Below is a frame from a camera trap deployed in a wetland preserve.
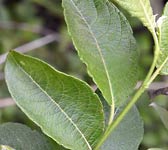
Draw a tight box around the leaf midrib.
[139,0,155,33]
[69,0,114,104]
[9,53,92,150]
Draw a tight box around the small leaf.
[63,0,139,106]
[5,51,104,150]
[113,0,155,34]
[101,106,144,150]
[150,102,168,130]
[0,123,51,150]
[156,2,168,74]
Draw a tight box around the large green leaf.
[101,106,144,150]
[150,103,168,130]
[0,123,51,150]
[62,0,138,106]
[157,2,168,75]
[5,51,104,150]
[113,0,155,34]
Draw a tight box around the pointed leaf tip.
[5,51,104,150]
[63,0,139,106]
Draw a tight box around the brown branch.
[136,81,168,90]
[0,72,4,81]
[0,98,15,108]
[0,33,60,65]
[0,21,53,35]
[0,81,168,108]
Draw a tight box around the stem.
[108,104,115,125]
[95,31,160,149]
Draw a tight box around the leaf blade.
[101,106,144,150]
[63,0,139,106]
[0,123,51,150]
[5,51,104,150]
[156,2,168,74]
[113,0,155,34]
[0,145,16,150]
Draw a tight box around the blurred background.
[0,0,167,149]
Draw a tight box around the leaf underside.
[113,0,155,34]
[101,105,144,150]
[63,0,139,106]
[0,123,51,150]
[5,51,104,150]
[157,2,168,75]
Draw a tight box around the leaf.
[62,0,139,106]
[5,51,104,150]
[96,88,143,150]
[156,2,168,75]
[0,145,15,150]
[101,106,144,150]
[47,137,69,150]
[95,89,111,127]
[148,148,165,150]
[0,123,51,150]
[150,102,168,130]
[113,0,155,34]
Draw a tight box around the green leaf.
[113,0,155,34]
[148,148,165,150]
[49,138,69,150]
[95,89,111,127]
[150,102,168,130]
[5,51,104,150]
[156,2,168,75]
[0,123,51,150]
[62,0,138,106]
[101,106,144,150]
[0,145,15,150]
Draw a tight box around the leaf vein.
[10,54,91,150]
[70,0,114,104]
[139,0,155,33]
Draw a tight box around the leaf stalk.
[94,30,161,150]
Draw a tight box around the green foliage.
[96,89,144,150]
[62,0,138,106]
[157,2,168,75]
[101,106,143,150]
[113,0,155,34]
[5,51,104,150]
[0,122,51,150]
[0,145,15,150]
[1,0,168,149]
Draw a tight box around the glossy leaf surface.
[113,0,155,34]
[63,0,138,106]
[157,2,168,74]
[101,106,144,150]
[0,123,51,150]
[5,51,104,150]
[150,103,168,130]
